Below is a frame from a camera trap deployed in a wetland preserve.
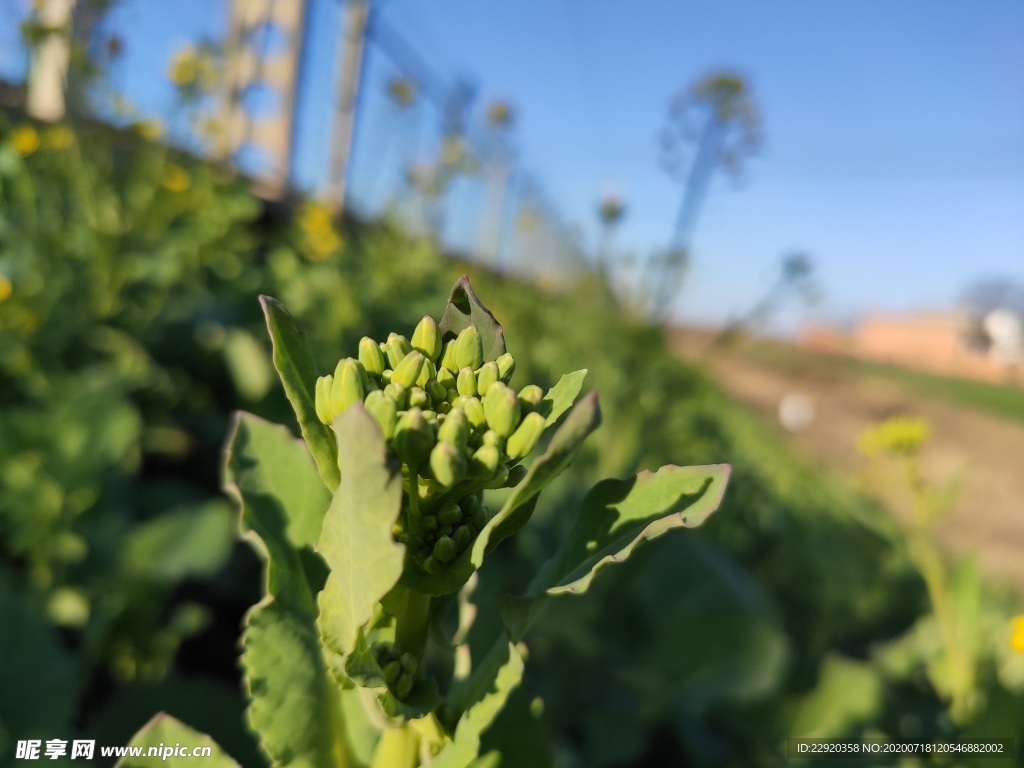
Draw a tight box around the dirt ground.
[672,332,1024,590]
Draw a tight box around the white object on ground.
[779,392,814,432]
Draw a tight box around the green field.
[734,338,1024,423]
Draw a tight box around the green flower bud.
[381,369,393,385]
[437,366,456,390]
[386,333,413,369]
[395,673,414,698]
[383,660,402,685]
[454,325,483,371]
[506,412,545,459]
[445,388,459,406]
[484,385,521,437]
[365,378,380,394]
[315,374,334,424]
[436,401,451,415]
[412,316,443,362]
[437,501,462,526]
[393,408,434,467]
[392,350,425,389]
[423,556,440,574]
[476,361,499,395]
[359,337,387,378]
[471,506,490,530]
[483,462,510,489]
[459,493,481,515]
[439,340,458,373]
[496,352,516,382]
[425,379,447,404]
[517,384,544,413]
[453,525,473,552]
[409,386,430,409]
[331,358,366,414]
[457,366,478,397]
[439,524,453,537]
[482,429,504,450]
[416,359,436,389]
[421,515,438,531]
[434,535,457,563]
[430,442,466,488]
[422,410,438,425]
[437,407,469,450]
[399,652,419,674]
[384,382,407,409]
[506,464,528,487]
[470,445,501,479]
[364,390,398,440]
[463,397,486,429]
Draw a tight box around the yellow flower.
[857,416,930,458]
[298,202,342,261]
[42,124,75,151]
[1010,615,1024,654]
[11,125,39,156]
[136,120,164,141]
[168,47,198,86]
[0,276,12,302]
[162,164,191,192]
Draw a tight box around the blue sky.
[2,0,1022,329]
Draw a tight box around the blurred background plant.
[1,0,1023,766]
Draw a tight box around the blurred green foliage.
[1,115,1023,768]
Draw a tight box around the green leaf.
[438,276,506,362]
[241,602,352,768]
[538,369,587,428]
[224,412,332,612]
[479,392,602,553]
[260,295,340,490]
[503,463,730,640]
[114,713,239,767]
[122,501,235,583]
[431,640,525,768]
[0,585,80,752]
[400,393,600,597]
[317,404,405,657]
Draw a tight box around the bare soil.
[673,331,1024,590]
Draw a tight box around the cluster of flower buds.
[314,317,548,575]
[372,641,419,699]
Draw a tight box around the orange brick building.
[800,310,1022,386]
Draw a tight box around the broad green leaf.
[479,392,602,553]
[242,601,352,768]
[400,393,600,597]
[538,369,587,428]
[0,585,80,750]
[114,713,238,767]
[438,275,506,362]
[260,295,340,490]
[503,463,730,640]
[224,412,332,612]
[122,501,234,583]
[431,641,525,768]
[317,404,405,656]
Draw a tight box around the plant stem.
[371,725,420,768]
[395,589,431,660]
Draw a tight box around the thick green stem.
[395,589,431,660]
[371,725,420,768]
[405,466,422,534]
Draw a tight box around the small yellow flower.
[857,416,930,458]
[1010,615,1024,654]
[42,124,75,151]
[0,276,12,302]
[136,120,164,141]
[162,164,191,192]
[168,47,198,86]
[11,125,39,156]
[298,202,342,261]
